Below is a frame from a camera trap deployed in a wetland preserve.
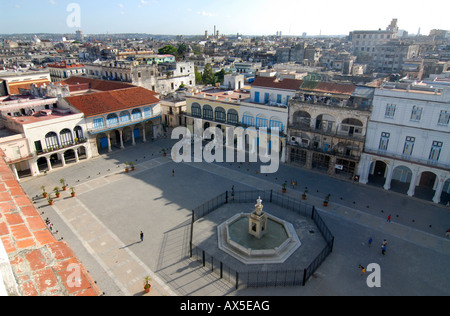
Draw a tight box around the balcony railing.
[88,113,161,134]
[287,141,361,161]
[288,123,365,142]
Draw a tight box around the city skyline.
[1,0,449,37]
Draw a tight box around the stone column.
[358,156,369,184]
[407,169,419,197]
[383,163,394,190]
[119,129,125,149]
[432,176,445,204]
[131,128,136,146]
[29,160,40,177]
[107,132,112,153]
[74,148,79,163]
[142,125,147,143]
[46,156,53,171]
[10,164,19,181]
[60,153,66,167]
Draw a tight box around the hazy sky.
[1,0,449,36]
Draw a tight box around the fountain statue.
[249,197,268,239]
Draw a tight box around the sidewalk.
[31,157,177,297]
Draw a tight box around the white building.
[250,76,302,107]
[0,95,91,179]
[47,61,86,81]
[358,83,450,204]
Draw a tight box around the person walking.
[172,169,175,177]
[368,236,373,248]
[387,214,391,223]
[140,231,144,242]
[381,239,387,255]
[358,265,366,276]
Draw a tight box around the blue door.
[254,91,260,103]
[100,137,108,149]
[134,128,140,140]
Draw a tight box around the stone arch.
[368,160,388,187]
[191,102,201,118]
[292,110,311,128]
[37,157,49,172]
[341,118,364,136]
[45,132,59,150]
[74,126,84,141]
[269,116,283,132]
[131,108,142,120]
[315,114,336,132]
[64,149,76,163]
[214,107,226,122]
[96,132,109,153]
[120,111,131,123]
[77,146,87,160]
[59,128,74,147]
[391,165,413,194]
[227,109,239,124]
[107,113,119,127]
[256,113,268,128]
[414,170,438,201]
[203,104,213,120]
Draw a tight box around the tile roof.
[7,79,51,95]
[252,76,303,91]
[62,76,134,92]
[65,87,160,117]
[0,150,101,296]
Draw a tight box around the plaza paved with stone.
[20,138,450,296]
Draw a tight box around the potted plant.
[323,194,330,207]
[41,186,47,198]
[124,162,130,173]
[129,161,135,171]
[47,194,54,205]
[60,178,67,191]
[161,149,167,157]
[302,187,309,200]
[144,276,151,293]
[70,187,76,197]
[54,187,60,198]
[282,182,287,193]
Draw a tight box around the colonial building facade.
[287,81,374,179]
[357,83,450,204]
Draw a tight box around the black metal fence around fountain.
[189,190,335,289]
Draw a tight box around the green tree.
[158,45,177,55]
[177,43,187,60]
[194,66,203,84]
[214,69,226,84]
[202,64,215,85]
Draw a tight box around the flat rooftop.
[4,110,79,126]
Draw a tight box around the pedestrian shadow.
[119,240,142,249]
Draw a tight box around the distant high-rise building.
[75,30,84,41]
[349,18,399,58]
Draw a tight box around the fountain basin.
[217,213,301,265]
